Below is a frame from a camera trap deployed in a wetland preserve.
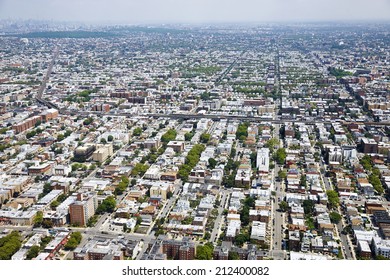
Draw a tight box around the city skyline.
[1,0,390,24]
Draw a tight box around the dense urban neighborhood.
[0,21,390,261]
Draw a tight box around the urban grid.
[0,20,389,261]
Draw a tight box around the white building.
[256,148,270,173]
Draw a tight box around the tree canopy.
[178,144,205,182]
[26,245,40,260]
[96,196,116,214]
[64,232,82,251]
[329,211,342,224]
[133,127,142,137]
[274,148,287,165]
[161,129,177,143]
[200,133,211,143]
[195,242,214,260]
[0,231,22,260]
[326,190,339,209]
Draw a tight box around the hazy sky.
[0,0,390,24]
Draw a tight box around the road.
[36,46,59,105]
[318,159,356,259]
[209,189,229,243]
[269,120,287,260]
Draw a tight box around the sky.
[0,0,389,24]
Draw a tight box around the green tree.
[96,196,117,214]
[234,233,249,247]
[274,148,287,165]
[0,231,22,260]
[200,133,211,143]
[360,155,372,172]
[228,251,240,260]
[329,212,342,224]
[208,158,217,169]
[236,122,249,141]
[278,170,287,180]
[195,243,214,260]
[161,129,177,143]
[184,132,194,141]
[64,130,72,137]
[178,144,205,182]
[33,211,43,227]
[326,190,340,209]
[64,239,78,250]
[279,201,289,212]
[42,219,53,229]
[50,200,60,209]
[369,169,384,194]
[375,255,389,260]
[107,135,114,142]
[133,127,142,136]
[64,232,82,250]
[302,200,315,215]
[26,245,40,260]
[265,138,279,151]
[131,163,149,177]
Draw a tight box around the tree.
[34,120,42,127]
[265,138,279,151]
[26,245,40,260]
[279,201,289,212]
[228,251,240,260]
[375,255,389,260]
[236,122,249,141]
[96,196,116,214]
[64,232,82,250]
[234,233,249,247]
[278,170,287,180]
[131,179,137,186]
[178,144,205,182]
[64,239,78,250]
[50,200,60,209]
[64,130,72,137]
[230,147,236,158]
[161,129,177,143]
[330,212,342,224]
[131,163,149,177]
[326,190,340,209]
[250,151,257,168]
[0,231,22,260]
[208,158,217,169]
[360,155,372,172]
[100,138,107,144]
[184,132,194,141]
[83,117,93,126]
[274,148,287,165]
[107,135,114,142]
[369,169,384,194]
[42,219,53,228]
[195,243,214,260]
[136,216,143,225]
[33,211,43,227]
[57,134,65,141]
[133,127,142,137]
[302,200,315,215]
[200,133,211,143]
